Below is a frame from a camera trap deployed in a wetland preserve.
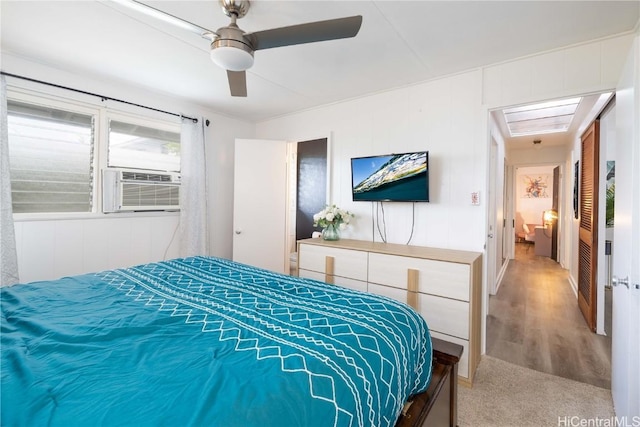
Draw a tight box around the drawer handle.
[407,269,419,310]
[325,256,335,284]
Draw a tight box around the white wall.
[13,215,181,283]
[257,71,486,252]
[507,145,570,165]
[482,34,633,110]
[3,54,255,283]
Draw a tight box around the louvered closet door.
[578,121,599,332]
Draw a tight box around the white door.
[611,36,639,419]
[233,139,288,273]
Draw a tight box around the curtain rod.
[1,71,200,123]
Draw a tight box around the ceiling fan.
[112,0,363,97]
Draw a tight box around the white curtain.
[0,76,20,286]
[179,117,208,257]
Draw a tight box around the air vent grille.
[122,182,180,207]
[121,171,172,182]
[102,168,181,212]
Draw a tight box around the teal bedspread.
[1,256,432,427]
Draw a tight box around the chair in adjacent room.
[516,223,537,244]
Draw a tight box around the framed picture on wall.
[573,160,579,219]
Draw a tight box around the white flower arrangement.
[313,204,354,231]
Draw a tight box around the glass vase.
[322,223,340,241]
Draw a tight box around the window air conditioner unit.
[102,169,181,213]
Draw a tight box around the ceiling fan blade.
[110,0,216,38]
[247,15,362,51]
[227,70,248,97]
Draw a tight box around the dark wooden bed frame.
[396,337,464,427]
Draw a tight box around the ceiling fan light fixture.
[210,44,254,72]
[113,0,363,96]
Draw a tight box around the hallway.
[486,242,612,389]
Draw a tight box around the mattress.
[1,256,432,426]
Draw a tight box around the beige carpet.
[458,356,615,427]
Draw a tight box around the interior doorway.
[232,136,329,275]
[513,164,560,261]
[294,138,328,242]
[490,91,615,334]
[287,137,329,275]
[486,91,615,387]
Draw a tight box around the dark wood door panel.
[578,120,599,332]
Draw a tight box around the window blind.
[7,100,95,213]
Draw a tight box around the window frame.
[104,110,181,174]
[7,87,181,221]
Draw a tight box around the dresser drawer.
[368,282,470,340]
[332,276,368,293]
[430,332,470,379]
[299,243,368,281]
[417,294,469,340]
[367,283,407,304]
[368,253,470,301]
[299,269,368,292]
[298,268,326,282]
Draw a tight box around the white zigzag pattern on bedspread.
[96,256,430,427]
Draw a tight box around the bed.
[1,256,461,426]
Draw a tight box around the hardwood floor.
[486,242,612,389]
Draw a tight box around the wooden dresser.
[297,238,482,386]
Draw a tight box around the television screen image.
[351,151,429,202]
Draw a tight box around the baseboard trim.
[568,274,578,297]
[494,258,510,294]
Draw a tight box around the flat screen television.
[351,151,429,202]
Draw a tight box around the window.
[7,100,95,213]
[502,97,582,137]
[7,91,182,215]
[108,120,180,172]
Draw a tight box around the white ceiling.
[1,1,638,124]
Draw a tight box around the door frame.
[484,92,612,354]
